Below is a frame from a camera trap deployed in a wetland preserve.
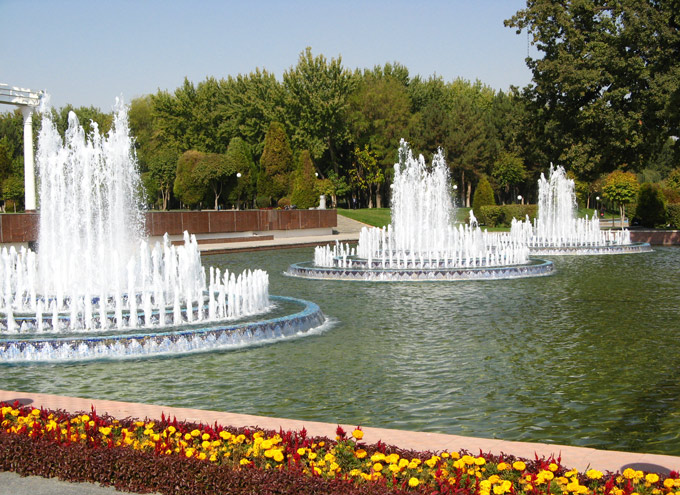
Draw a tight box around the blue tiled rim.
[285,259,555,282]
[527,242,652,255]
[0,296,325,363]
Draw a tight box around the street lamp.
[517,195,523,204]
[596,196,600,217]
[236,173,242,210]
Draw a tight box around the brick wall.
[0,209,337,243]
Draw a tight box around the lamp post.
[236,172,242,210]
[596,196,600,218]
[517,194,523,205]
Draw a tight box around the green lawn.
[338,207,473,228]
[338,206,618,230]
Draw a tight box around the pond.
[3,246,679,455]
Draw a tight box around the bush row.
[477,204,538,227]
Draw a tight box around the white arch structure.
[0,84,45,212]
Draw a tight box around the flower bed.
[1,402,678,495]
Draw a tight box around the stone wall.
[0,209,337,244]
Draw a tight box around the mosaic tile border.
[285,259,554,282]
[0,296,324,363]
[527,242,652,256]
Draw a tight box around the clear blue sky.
[1,0,534,112]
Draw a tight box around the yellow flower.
[549,463,559,472]
[587,469,604,480]
[190,429,201,437]
[355,449,367,459]
[273,450,284,462]
[513,461,526,471]
[239,458,251,465]
[98,427,112,436]
[475,457,487,466]
[297,447,306,456]
[352,428,364,440]
[373,462,383,472]
[201,433,210,441]
[645,474,660,484]
[201,440,211,449]
[371,452,386,462]
[408,477,420,487]
[219,431,231,440]
[497,462,509,471]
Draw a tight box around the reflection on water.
[3,247,680,455]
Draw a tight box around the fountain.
[0,99,325,362]
[287,140,553,281]
[509,165,651,255]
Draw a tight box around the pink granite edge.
[1,389,678,475]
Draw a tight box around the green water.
[2,247,679,455]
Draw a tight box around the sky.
[1,0,535,112]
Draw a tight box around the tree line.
[1,1,678,216]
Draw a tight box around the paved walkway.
[196,213,366,253]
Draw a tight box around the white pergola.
[0,84,45,212]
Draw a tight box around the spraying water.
[314,140,529,271]
[0,99,269,334]
[510,165,630,248]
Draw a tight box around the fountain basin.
[285,259,554,282]
[527,242,652,256]
[0,296,325,363]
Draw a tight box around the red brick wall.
[630,230,680,246]
[0,210,337,243]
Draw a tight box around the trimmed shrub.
[478,204,538,227]
[472,176,495,214]
[256,196,271,208]
[635,183,666,227]
[277,197,292,208]
[668,204,680,228]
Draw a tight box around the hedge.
[477,204,538,227]
[668,204,680,228]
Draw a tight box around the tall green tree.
[349,145,384,208]
[258,122,294,205]
[291,150,318,209]
[492,151,526,204]
[225,137,256,209]
[506,0,680,174]
[283,47,356,176]
[148,147,178,210]
[174,150,207,208]
[218,69,286,160]
[193,152,234,210]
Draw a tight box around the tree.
[225,137,256,209]
[667,167,680,193]
[2,174,24,212]
[315,170,350,208]
[148,147,178,210]
[492,151,526,204]
[602,170,640,227]
[506,1,680,175]
[349,146,384,208]
[174,151,207,208]
[291,150,318,209]
[636,183,667,227]
[258,122,293,205]
[283,47,356,176]
[193,152,234,210]
[472,175,495,215]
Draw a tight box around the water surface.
[3,247,679,455]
